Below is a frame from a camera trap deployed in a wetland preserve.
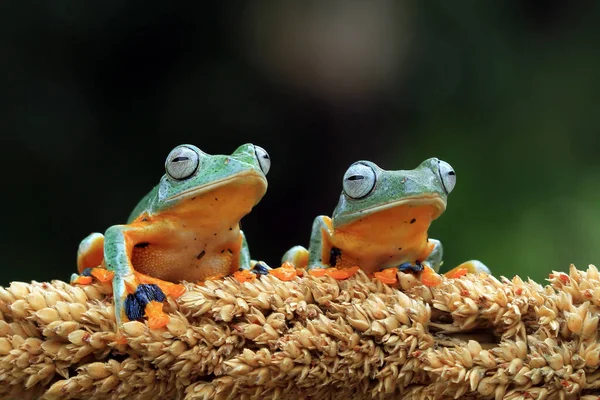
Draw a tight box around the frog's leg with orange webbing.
[73,225,185,332]
[282,215,332,270]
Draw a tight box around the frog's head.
[152,143,270,215]
[332,158,456,228]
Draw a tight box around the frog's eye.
[165,145,200,180]
[343,162,376,199]
[438,160,456,193]
[254,145,271,175]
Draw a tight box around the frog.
[72,143,271,331]
[282,157,489,283]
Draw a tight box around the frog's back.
[127,186,158,223]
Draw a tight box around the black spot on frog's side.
[197,250,205,260]
[410,218,416,224]
[329,247,342,267]
[135,242,150,249]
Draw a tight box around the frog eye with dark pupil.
[165,145,200,180]
[254,145,271,175]
[343,162,376,199]
[438,160,456,194]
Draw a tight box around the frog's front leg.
[104,224,173,331]
[280,216,333,270]
[306,216,335,270]
[239,230,271,275]
[395,238,443,274]
[424,238,443,272]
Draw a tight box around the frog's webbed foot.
[230,261,272,283]
[444,260,491,279]
[124,283,170,329]
[116,272,186,330]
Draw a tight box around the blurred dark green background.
[1,1,599,285]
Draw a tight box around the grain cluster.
[0,265,599,399]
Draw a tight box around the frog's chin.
[166,171,267,202]
[345,195,446,221]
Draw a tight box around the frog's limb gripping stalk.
[238,231,252,270]
[104,224,141,330]
[424,238,443,273]
[306,215,334,270]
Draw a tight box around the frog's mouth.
[166,171,268,202]
[347,194,446,220]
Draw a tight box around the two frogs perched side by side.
[72,143,489,332]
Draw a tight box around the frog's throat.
[343,195,446,221]
[166,171,267,201]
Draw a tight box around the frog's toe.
[71,267,95,285]
[309,266,360,280]
[270,262,299,281]
[145,301,170,329]
[373,268,399,285]
[420,265,443,287]
[445,260,491,279]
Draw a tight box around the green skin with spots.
[284,158,450,273]
[76,143,268,330]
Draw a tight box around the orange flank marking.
[421,265,443,287]
[145,301,169,329]
[444,266,468,279]
[73,275,93,285]
[309,266,360,280]
[91,268,114,283]
[270,262,298,281]
[233,269,256,283]
[373,268,398,285]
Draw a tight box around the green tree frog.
[283,158,489,284]
[73,143,271,331]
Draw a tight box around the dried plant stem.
[0,265,599,399]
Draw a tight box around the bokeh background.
[1,1,599,285]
